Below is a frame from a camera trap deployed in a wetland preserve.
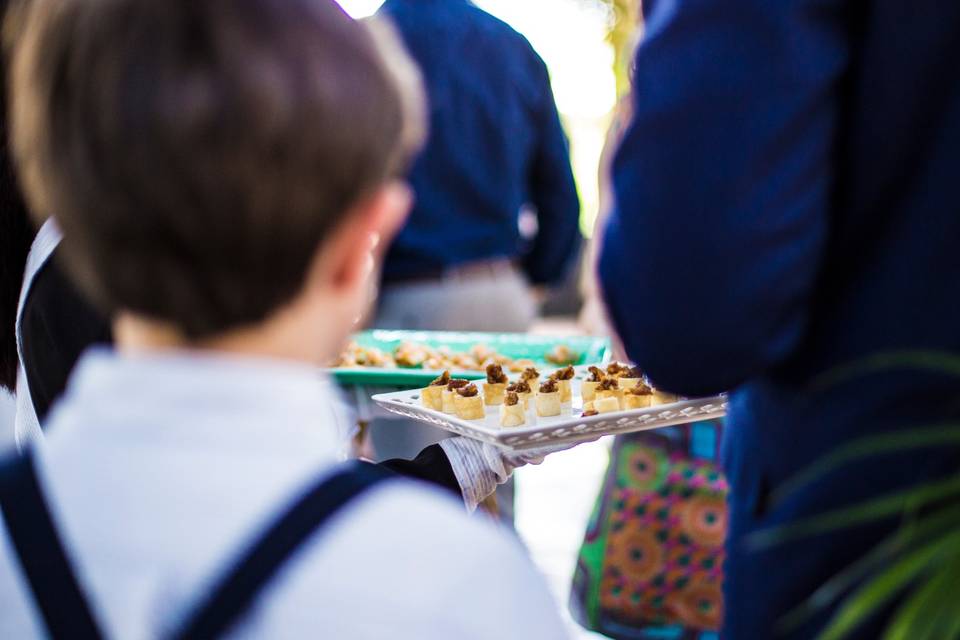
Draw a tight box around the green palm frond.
[817,531,958,640]
[755,349,960,640]
[815,530,960,640]
[770,424,960,506]
[776,503,960,634]
[812,350,960,390]
[883,553,960,640]
[749,473,960,549]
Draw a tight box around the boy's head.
[10,0,425,358]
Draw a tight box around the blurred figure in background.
[0,1,567,637]
[600,0,960,637]
[375,0,581,333]
[368,1,582,505]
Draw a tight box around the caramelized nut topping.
[430,370,451,386]
[457,383,479,398]
[627,382,653,395]
[540,379,559,394]
[486,363,508,384]
[521,367,540,381]
[587,366,605,382]
[507,380,532,394]
[606,362,628,376]
[624,366,643,379]
[598,377,620,391]
[446,378,470,391]
[552,365,575,381]
[504,391,520,406]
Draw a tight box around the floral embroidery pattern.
[572,422,728,635]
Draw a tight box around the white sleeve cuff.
[439,437,511,513]
[438,437,578,512]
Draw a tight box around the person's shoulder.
[462,5,539,57]
[393,1,538,59]
[383,1,545,77]
[280,476,513,575]
[332,477,560,605]
[342,478,515,560]
[460,7,550,96]
[242,478,567,638]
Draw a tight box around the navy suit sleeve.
[522,55,581,286]
[599,0,849,396]
[379,444,461,498]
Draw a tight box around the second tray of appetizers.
[330,330,611,386]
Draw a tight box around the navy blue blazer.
[379,0,581,285]
[600,1,960,636]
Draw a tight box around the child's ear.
[364,181,413,264]
[327,181,413,292]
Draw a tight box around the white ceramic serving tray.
[372,368,727,452]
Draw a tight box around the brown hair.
[9,0,425,338]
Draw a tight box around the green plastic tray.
[330,330,611,387]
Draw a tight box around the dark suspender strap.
[173,461,395,640]
[0,450,103,639]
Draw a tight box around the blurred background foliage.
[590,0,641,98]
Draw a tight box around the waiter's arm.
[379,444,461,497]
[600,0,849,396]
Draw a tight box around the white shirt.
[0,350,567,639]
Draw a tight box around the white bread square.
[454,393,484,420]
[536,391,561,417]
[499,403,526,427]
[595,396,621,414]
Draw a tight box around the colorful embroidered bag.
[570,420,728,639]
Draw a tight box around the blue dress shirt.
[379,0,580,285]
[600,1,960,637]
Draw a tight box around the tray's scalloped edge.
[372,392,728,452]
